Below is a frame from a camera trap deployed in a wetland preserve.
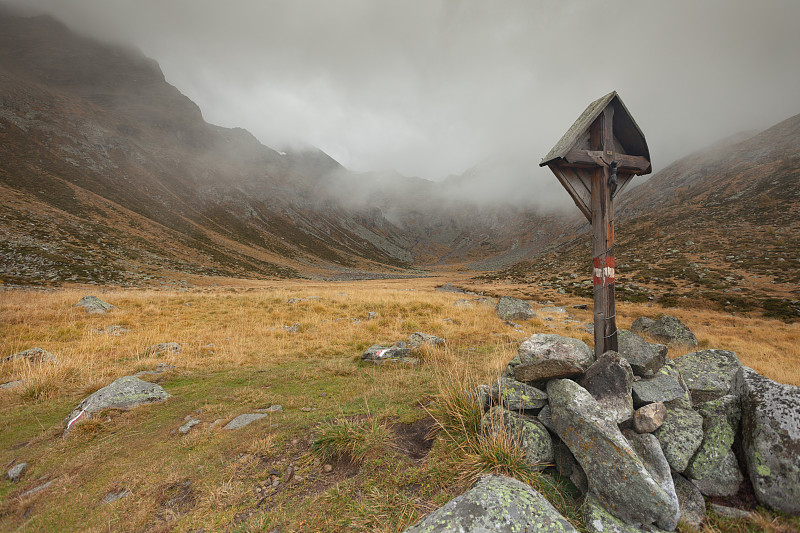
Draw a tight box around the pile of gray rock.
[405,319,799,532]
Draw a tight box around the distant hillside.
[483,114,800,320]
[0,11,434,285]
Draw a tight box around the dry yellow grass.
[1,278,798,404]
[1,277,799,532]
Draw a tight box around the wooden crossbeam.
[563,150,651,173]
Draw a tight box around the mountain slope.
[0,11,433,285]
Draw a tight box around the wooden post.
[591,107,618,357]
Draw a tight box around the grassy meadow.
[1,277,799,532]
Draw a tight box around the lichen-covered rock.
[634,402,667,434]
[689,450,743,497]
[579,351,634,424]
[622,430,679,530]
[2,347,58,364]
[653,402,704,473]
[685,397,739,480]
[632,361,689,408]
[75,295,115,314]
[481,406,553,469]
[583,492,671,533]
[408,332,445,349]
[63,376,170,434]
[489,378,548,411]
[672,474,705,529]
[734,366,800,515]
[617,329,667,378]
[495,296,536,321]
[674,350,742,403]
[403,474,578,533]
[547,379,679,530]
[512,334,594,383]
[630,317,656,336]
[646,316,698,347]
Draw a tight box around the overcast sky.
[6,0,800,182]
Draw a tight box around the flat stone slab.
[64,376,170,434]
[403,475,578,532]
[653,402,704,474]
[75,295,115,314]
[224,413,268,430]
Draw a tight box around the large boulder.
[481,406,553,469]
[489,378,548,411]
[630,317,656,336]
[734,367,800,515]
[684,396,740,480]
[495,296,535,321]
[646,316,698,347]
[623,430,680,531]
[402,475,578,533]
[673,350,742,403]
[631,361,690,408]
[75,295,115,314]
[616,329,667,378]
[547,379,679,530]
[2,347,57,364]
[63,376,170,434]
[511,334,594,383]
[579,351,634,424]
[689,450,743,497]
[652,402,704,473]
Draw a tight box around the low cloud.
[5,0,800,195]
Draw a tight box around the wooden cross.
[541,92,651,357]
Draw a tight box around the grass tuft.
[311,416,395,465]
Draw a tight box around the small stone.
[323,464,333,473]
[224,413,268,430]
[102,488,131,504]
[1,380,24,390]
[294,475,304,482]
[144,342,182,357]
[75,295,115,314]
[21,480,53,499]
[179,419,201,434]
[634,402,667,433]
[7,462,26,482]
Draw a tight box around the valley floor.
[1,276,799,532]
